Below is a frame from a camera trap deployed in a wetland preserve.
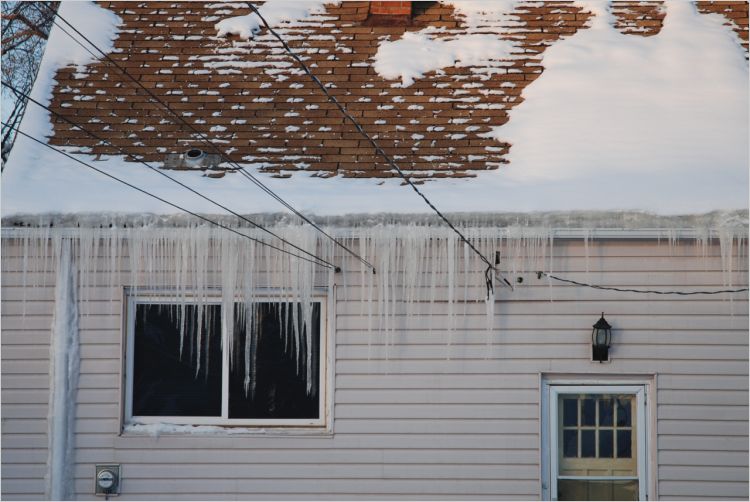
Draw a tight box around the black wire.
[1,79,339,272]
[3,121,337,270]
[537,271,749,295]
[246,2,497,273]
[44,6,375,272]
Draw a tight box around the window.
[543,383,648,501]
[124,295,327,427]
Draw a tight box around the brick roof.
[47,1,748,180]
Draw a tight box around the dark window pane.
[617,430,632,458]
[563,399,578,426]
[581,429,596,457]
[599,399,614,426]
[229,302,321,419]
[558,480,638,501]
[599,429,614,458]
[563,429,578,458]
[582,398,596,426]
[133,304,222,417]
[617,398,632,426]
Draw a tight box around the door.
[545,385,647,501]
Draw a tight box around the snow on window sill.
[121,422,333,437]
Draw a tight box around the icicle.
[221,237,238,364]
[446,233,456,358]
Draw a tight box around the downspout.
[46,238,80,500]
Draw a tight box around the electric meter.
[94,465,120,496]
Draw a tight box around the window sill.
[120,422,333,438]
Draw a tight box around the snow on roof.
[1,1,748,219]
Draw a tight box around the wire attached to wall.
[537,271,749,295]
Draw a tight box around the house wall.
[1,234,748,500]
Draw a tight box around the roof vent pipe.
[183,148,206,169]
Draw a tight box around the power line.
[1,79,339,271]
[43,6,375,272]
[537,271,749,295]
[246,2,502,279]
[3,121,339,271]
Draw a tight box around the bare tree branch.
[1,1,59,166]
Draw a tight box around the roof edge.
[2,210,747,235]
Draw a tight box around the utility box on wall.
[95,465,121,497]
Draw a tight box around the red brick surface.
[696,0,749,52]
[369,1,412,16]
[46,1,748,179]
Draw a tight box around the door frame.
[541,378,652,501]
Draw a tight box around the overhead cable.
[3,121,339,271]
[1,79,339,271]
[537,271,749,295]
[246,2,504,282]
[43,6,375,272]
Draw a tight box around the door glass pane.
[581,398,596,426]
[581,430,596,457]
[617,398,632,426]
[599,399,614,426]
[558,479,638,501]
[599,429,614,458]
[563,429,578,458]
[617,430,632,458]
[563,399,578,426]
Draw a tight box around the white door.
[544,385,648,501]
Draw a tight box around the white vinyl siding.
[1,236,747,500]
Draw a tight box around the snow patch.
[489,1,748,188]
[215,1,330,39]
[374,30,515,86]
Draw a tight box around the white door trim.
[542,381,649,501]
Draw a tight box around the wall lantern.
[592,313,612,362]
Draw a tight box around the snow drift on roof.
[0,1,747,218]
[492,1,749,186]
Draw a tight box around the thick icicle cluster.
[2,220,747,391]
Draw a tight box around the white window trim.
[541,380,650,501]
[123,290,330,430]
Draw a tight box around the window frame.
[123,291,330,429]
[541,381,649,501]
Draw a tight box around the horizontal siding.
[1,236,747,500]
